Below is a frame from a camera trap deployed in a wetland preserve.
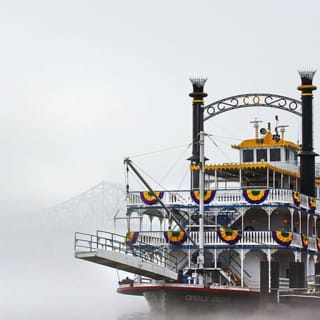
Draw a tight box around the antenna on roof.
[273,115,289,141]
[250,118,262,139]
[277,125,289,140]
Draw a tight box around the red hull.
[118,284,262,313]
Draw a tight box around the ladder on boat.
[74,231,178,281]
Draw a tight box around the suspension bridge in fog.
[18,181,126,230]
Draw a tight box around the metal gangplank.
[74,231,178,281]
[277,275,320,304]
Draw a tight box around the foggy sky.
[1,0,320,215]
[1,0,320,319]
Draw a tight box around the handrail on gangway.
[74,230,178,272]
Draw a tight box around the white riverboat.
[75,72,320,315]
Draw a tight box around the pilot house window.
[243,149,254,162]
[256,149,267,162]
[285,149,290,161]
[270,148,281,161]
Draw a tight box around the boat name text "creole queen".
[184,295,231,303]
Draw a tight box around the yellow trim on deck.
[191,162,300,179]
[232,132,301,150]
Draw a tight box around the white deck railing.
[127,188,320,214]
[137,230,319,252]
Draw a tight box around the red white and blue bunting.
[292,191,301,207]
[190,190,216,205]
[140,191,164,205]
[301,234,309,249]
[218,229,242,245]
[242,189,269,204]
[125,231,139,244]
[308,197,316,213]
[272,231,292,246]
[164,231,187,245]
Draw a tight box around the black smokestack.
[188,78,207,189]
[297,70,317,197]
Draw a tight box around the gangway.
[74,231,178,281]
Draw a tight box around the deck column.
[267,208,271,231]
[215,169,218,189]
[299,211,302,234]
[240,250,244,287]
[214,248,217,269]
[241,208,244,231]
[149,216,153,232]
[235,249,249,288]
[294,251,302,262]
[273,170,275,188]
[268,249,271,293]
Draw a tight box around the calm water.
[118,313,150,320]
[117,308,319,320]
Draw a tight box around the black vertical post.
[260,261,279,293]
[289,262,305,288]
[297,71,317,197]
[188,78,207,189]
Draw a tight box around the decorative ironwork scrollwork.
[204,93,301,121]
[264,95,286,107]
[289,100,299,111]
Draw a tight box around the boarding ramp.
[277,275,320,304]
[74,231,178,281]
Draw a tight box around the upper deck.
[127,188,320,214]
[189,124,320,195]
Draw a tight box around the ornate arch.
[204,93,302,121]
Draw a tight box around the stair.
[170,208,190,231]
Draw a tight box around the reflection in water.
[117,312,149,320]
[117,307,320,320]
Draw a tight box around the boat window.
[243,149,254,162]
[256,149,267,162]
[285,149,290,161]
[270,148,281,161]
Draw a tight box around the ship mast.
[188,78,208,285]
[198,130,205,285]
